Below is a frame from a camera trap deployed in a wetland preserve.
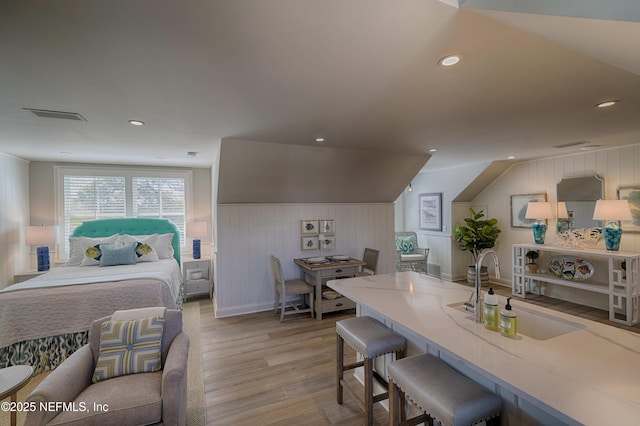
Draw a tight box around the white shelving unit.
[513,243,640,326]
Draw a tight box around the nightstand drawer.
[185,279,210,296]
[321,296,356,313]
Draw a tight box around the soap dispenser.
[483,287,498,331]
[499,297,517,338]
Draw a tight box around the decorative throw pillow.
[396,236,415,254]
[121,233,173,261]
[69,234,120,266]
[82,244,104,266]
[134,242,159,262]
[100,243,138,267]
[92,315,165,383]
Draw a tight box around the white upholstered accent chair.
[394,232,429,273]
[356,248,379,277]
[270,255,315,322]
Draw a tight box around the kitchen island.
[328,271,640,426]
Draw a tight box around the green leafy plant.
[453,208,501,264]
[525,250,539,264]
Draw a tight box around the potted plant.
[453,208,501,285]
[525,250,539,274]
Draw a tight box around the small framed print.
[319,235,336,250]
[301,236,319,250]
[300,220,319,235]
[511,193,547,228]
[320,219,335,235]
[618,186,640,233]
[419,193,443,231]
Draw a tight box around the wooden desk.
[295,256,365,320]
[0,365,33,426]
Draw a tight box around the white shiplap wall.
[215,203,395,317]
[0,154,30,288]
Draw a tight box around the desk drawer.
[321,296,356,313]
[318,266,358,278]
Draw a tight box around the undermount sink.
[446,301,585,341]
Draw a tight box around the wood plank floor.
[195,284,640,425]
[197,301,391,425]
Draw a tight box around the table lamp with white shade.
[26,225,59,271]
[525,202,554,244]
[186,222,207,259]
[592,199,633,251]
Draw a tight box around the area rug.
[1,302,205,426]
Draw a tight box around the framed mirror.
[556,175,604,232]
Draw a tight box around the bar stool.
[388,353,502,426]
[336,316,407,425]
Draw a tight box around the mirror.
[556,175,604,232]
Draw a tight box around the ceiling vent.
[552,141,588,149]
[23,108,87,121]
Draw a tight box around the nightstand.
[14,270,47,284]
[182,257,211,299]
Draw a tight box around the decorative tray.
[548,255,595,281]
[331,255,350,260]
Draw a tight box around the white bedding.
[2,258,182,301]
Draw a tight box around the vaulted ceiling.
[1,0,639,173]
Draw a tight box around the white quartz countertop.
[328,272,640,426]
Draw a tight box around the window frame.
[55,165,193,256]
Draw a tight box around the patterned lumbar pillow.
[100,243,138,267]
[92,315,165,383]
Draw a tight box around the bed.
[0,218,184,374]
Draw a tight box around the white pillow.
[68,234,121,266]
[121,233,174,261]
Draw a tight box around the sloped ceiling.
[218,140,429,203]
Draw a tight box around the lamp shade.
[592,200,633,221]
[556,202,569,219]
[26,225,58,245]
[525,202,554,220]
[186,222,207,239]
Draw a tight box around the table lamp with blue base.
[525,202,554,245]
[26,225,58,271]
[593,199,633,251]
[187,221,207,260]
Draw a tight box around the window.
[57,166,191,255]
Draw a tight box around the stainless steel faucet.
[464,249,501,323]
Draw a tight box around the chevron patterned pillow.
[92,315,165,383]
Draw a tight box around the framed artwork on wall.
[419,193,443,231]
[300,220,319,236]
[319,235,336,250]
[511,193,547,228]
[618,186,640,233]
[320,220,335,235]
[301,236,319,250]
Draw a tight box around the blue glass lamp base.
[192,239,201,259]
[603,222,622,251]
[532,221,547,244]
[36,246,50,271]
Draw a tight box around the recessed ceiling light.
[438,55,461,67]
[187,151,198,157]
[314,137,325,143]
[128,119,145,126]
[428,148,438,153]
[507,156,517,160]
[595,100,618,108]
[60,151,72,155]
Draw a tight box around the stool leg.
[389,379,400,426]
[364,357,374,426]
[337,334,344,404]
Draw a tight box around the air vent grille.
[552,141,587,149]
[23,108,86,121]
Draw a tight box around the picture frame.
[618,186,640,233]
[301,236,319,250]
[419,193,443,231]
[318,235,336,250]
[511,193,547,228]
[319,219,335,235]
[300,220,319,236]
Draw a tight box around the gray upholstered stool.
[388,353,502,426]
[336,316,407,425]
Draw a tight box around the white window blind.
[60,168,190,255]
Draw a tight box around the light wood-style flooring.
[195,284,640,425]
